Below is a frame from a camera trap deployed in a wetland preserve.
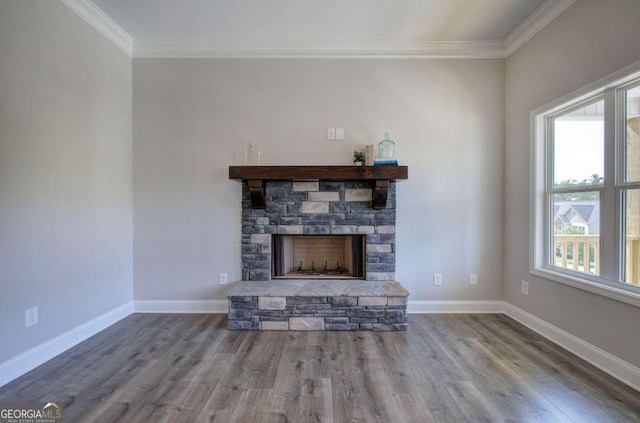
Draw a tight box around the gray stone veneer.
[241,181,396,281]
[227,280,409,331]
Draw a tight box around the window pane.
[626,86,640,183]
[623,189,640,285]
[552,193,600,275]
[553,100,604,188]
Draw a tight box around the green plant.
[353,150,364,163]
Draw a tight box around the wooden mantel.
[228,165,408,209]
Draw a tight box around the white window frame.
[531,60,640,308]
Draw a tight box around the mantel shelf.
[228,165,408,209]
[228,165,408,181]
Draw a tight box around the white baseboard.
[407,300,506,314]
[0,301,133,388]
[133,300,510,315]
[133,300,506,315]
[504,303,640,392]
[134,300,228,313]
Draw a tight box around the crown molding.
[60,0,574,59]
[133,40,506,59]
[60,0,133,56]
[505,0,576,57]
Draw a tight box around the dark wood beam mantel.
[229,165,408,209]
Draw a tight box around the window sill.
[531,267,640,308]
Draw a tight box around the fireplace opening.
[272,235,365,279]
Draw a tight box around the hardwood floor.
[1,314,639,422]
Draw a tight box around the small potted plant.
[353,150,364,166]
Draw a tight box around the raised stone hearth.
[227,280,409,331]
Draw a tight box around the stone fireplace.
[241,180,397,281]
[227,166,409,331]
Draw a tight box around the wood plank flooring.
[1,314,639,422]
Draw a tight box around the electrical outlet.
[26,307,38,328]
[327,128,336,140]
[470,273,478,286]
[433,273,442,286]
[522,280,529,295]
[219,273,228,285]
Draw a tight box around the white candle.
[250,142,256,164]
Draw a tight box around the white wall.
[133,59,505,302]
[505,0,640,367]
[0,1,133,363]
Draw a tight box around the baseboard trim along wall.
[2,299,639,393]
[503,303,640,393]
[132,300,505,314]
[134,300,228,313]
[0,301,133,388]
[407,300,505,314]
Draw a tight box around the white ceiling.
[92,0,544,42]
[64,0,576,57]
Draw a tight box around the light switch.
[327,128,336,140]
[336,128,344,140]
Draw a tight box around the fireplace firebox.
[272,235,365,279]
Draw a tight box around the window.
[622,85,640,285]
[532,64,640,304]
[550,100,604,276]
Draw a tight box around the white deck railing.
[554,235,640,284]
[554,235,599,274]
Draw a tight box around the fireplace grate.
[296,261,349,276]
[273,234,365,279]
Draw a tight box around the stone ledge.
[227,281,409,331]
[226,280,409,298]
